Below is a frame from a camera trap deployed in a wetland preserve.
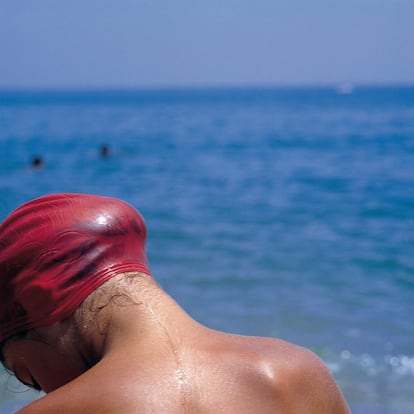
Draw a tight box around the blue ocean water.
[0,86,413,413]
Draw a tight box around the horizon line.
[0,81,414,94]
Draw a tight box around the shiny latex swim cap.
[0,193,151,343]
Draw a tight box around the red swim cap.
[0,193,151,343]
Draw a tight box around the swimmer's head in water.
[0,193,151,343]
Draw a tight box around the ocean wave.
[326,350,414,410]
[328,350,414,378]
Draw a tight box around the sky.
[0,0,413,89]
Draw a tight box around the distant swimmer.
[100,144,110,158]
[31,156,44,169]
[0,193,350,414]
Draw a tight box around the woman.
[0,193,350,413]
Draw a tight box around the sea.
[0,86,413,414]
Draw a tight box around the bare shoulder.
[14,392,88,414]
[14,334,350,414]
[15,395,63,414]
[14,387,119,414]
[13,375,118,414]
[244,336,351,414]
[202,332,350,413]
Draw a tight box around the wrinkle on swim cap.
[0,193,151,343]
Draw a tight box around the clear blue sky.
[1,0,413,89]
